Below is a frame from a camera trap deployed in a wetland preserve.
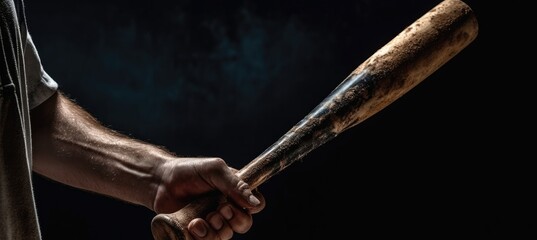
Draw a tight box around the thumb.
[203,160,261,209]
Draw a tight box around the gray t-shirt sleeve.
[25,33,58,109]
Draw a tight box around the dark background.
[26,0,534,239]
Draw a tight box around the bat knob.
[151,215,189,240]
[151,192,224,240]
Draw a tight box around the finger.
[248,189,266,214]
[188,218,219,240]
[218,203,253,234]
[232,179,262,208]
[203,158,261,209]
[207,212,233,240]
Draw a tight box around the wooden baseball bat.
[151,0,478,239]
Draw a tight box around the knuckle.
[209,157,227,168]
[204,158,227,174]
[237,180,250,191]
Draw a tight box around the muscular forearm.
[30,92,266,239]
[30,92,170,210]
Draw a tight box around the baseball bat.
[151,0,478,239]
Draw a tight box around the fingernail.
[248,195,261,206]
[191,222,207,237]
[209,216,223,230]
[220,205,233,220]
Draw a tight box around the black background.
[26,0,534,239]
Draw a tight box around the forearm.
[31,92,170,210]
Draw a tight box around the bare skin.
[31,92,265,240]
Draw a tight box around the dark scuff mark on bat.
[239,71,378,187]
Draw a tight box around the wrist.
[149,153,175,212]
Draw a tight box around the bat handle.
[151,192,224,240]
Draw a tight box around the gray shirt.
[1,0,58,239]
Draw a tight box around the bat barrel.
[152,1,478,239]
[238,0,478,188]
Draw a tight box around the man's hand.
[154,157,265,240]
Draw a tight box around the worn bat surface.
[151,0,478,239]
